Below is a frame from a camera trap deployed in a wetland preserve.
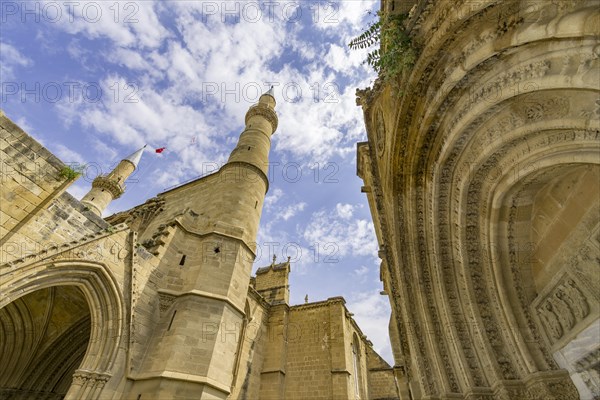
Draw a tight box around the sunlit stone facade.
[0,91,399,399]
[357,1,599,399]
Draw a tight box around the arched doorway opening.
[496,163,600,399]
[0,260,125,399]
[0,286,91,399]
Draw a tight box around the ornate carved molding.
[158,292,177,315]
[91,176,124,198]
[532,270,596,349]
[245,104,278,132]
[356,0,598,397]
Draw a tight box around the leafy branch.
[349,11,417,84]
[59,164,85,180]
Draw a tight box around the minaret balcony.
[245,104,278,132]
[91,176,125,198]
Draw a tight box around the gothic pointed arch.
[357,0,599,398]
[0,260,125,399]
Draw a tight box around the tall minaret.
[215,86,278,243]
[226,86,277,173]
[81,145,145,216]
[125,89,278,400]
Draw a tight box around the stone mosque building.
[1,0,599,400]
[0,90,399,399]
[356,0,599,399]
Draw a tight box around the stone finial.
[305,294,309,304]
[272,254,277,266]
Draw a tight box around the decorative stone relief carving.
[533,273,593,346]
[91,176,124,198]
[158,292,176,315]
[245,104,278,131]
[520,97,570,122]
[574,347,600,396]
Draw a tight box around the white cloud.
[354,265,369,276]
[49,0,379,186]
[280,202,306,221]
[106,48,153,72]
[0,42,32,80]
[324,43,366,76]
[43,0,169,50]
[316,0,377,32]
[265,188,284,208]
[53,144,86,164]
[91,138,118,162]
[302,204,378,259]
[336,203,354,219]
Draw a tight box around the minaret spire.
[265,85,275,100]
[225,87,278,179]
[122,86,279,398]
[81,145,145,216]
[124,144,146,169]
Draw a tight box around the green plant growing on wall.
[59,164,85,180]
[349,11,416,84]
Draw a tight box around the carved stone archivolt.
[357,0,598,398]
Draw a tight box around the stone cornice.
[1,223,130,268]
[131,371,231,395]
[170,218,256,260]
[247,285,271,309]
[157,288,246,317]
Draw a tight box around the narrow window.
[168,310,177,331]
[137,395,141,400]
[91,197,95,201]
[248,146,251,150]
[179,255,186,265]
[214,247,220,254]
[254,201,258,209]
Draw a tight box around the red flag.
[155,147,166,154]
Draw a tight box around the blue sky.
[0,0,392,363]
